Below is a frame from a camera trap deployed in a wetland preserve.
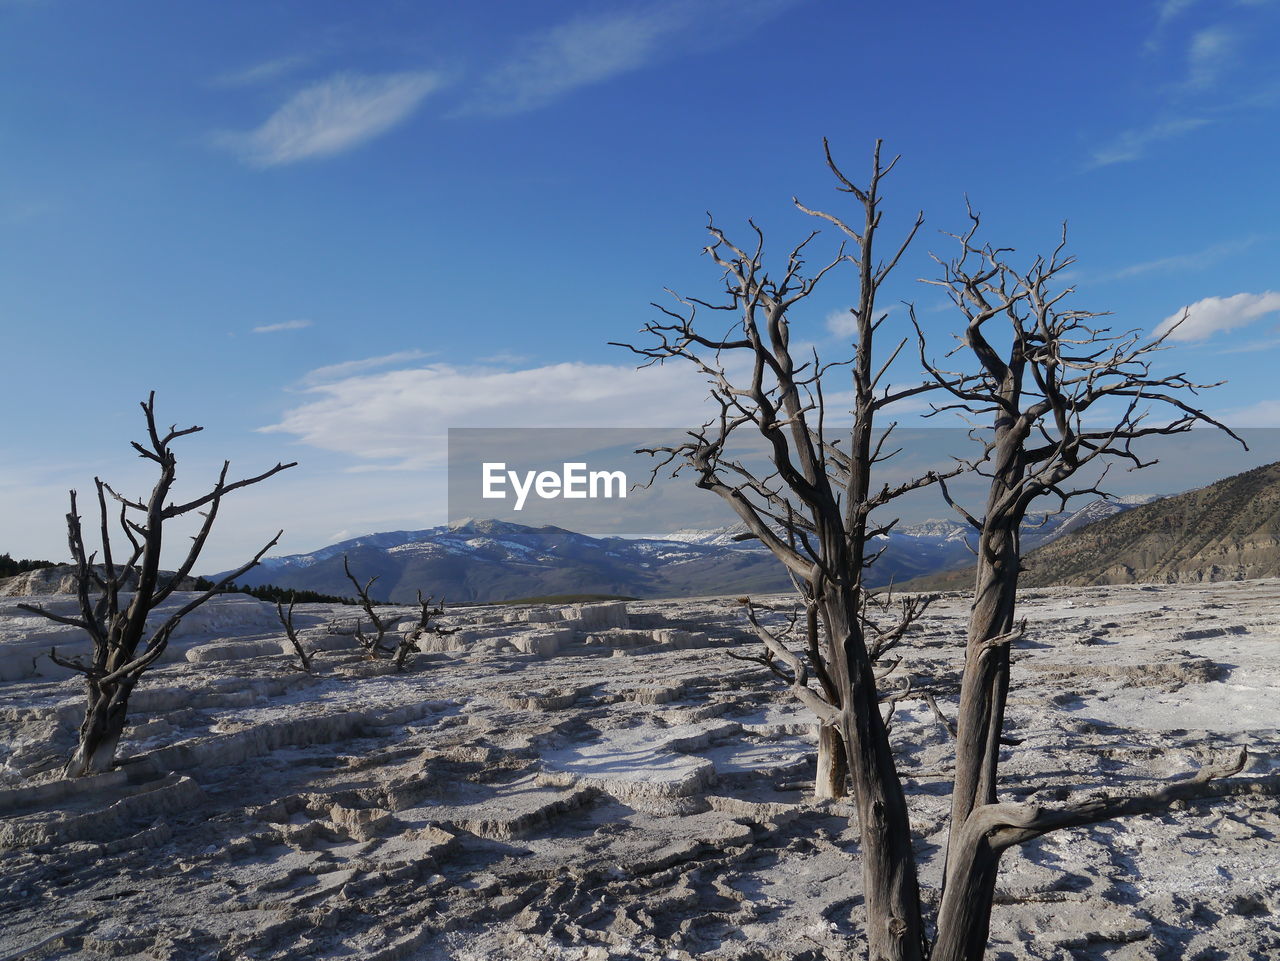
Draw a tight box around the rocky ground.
[1,581,1279,961]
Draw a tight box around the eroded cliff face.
[1,583,1279,960]
[0,565,197,597]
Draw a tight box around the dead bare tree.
[619,145,1280,961]
[18,393,295,777]
[395,589,454,670]
[913,212,1264,961]
[276,595,314,672]
[336,560,450,670]
[615,140,952,959]
[341,555,393,659]
[729,585,925,793]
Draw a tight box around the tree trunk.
[929,821,1005,961]
[815,723,849,799]
[938,509,1020,959]
[65,682,131,778]
[946,524,1018,835]
[826,594,924,961]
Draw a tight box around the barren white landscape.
[2,581,1278,961]
[9,2,1280,959]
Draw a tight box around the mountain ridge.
[901,462,1280,591]
[215,493,1156,604]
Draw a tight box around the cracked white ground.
[1,581,1278,960]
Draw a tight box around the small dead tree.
[395,589,454,670]
[342,555,393,659]
[729,585,926,793]
[914,213,1262,961]
[276,595,314,672]
[18,393,295,777]
[337,560,450,669]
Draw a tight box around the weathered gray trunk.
[945,525,1018,835]
[815,723,850,799]
[929,823,1005,961]
[65,682,132,777]
[936,437,1024,960]
[825,591,924,961]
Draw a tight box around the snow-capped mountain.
[660,495,1163,588]
[220,519,796,604]
[895,519,972,543]
[224,496,1162,605]
[664,523,766,549]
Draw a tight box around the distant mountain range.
[213,493,1157,604]
[219,519,795,604]
[905,463,1280,591]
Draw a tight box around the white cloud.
[1145,0,1201,52]
[462,0,798,115]
[217,71,444,166]
[477,351,532,365]
[824,305,897,338]
[252,319,313,333]
[301,350,433,386]
[1158,0,1200,25]
[1187,27,1236,88]
[825,307,858,338]
[261,358,718,468]
[463,7,683,115]
[1154,291,1280,341]
[1088,116,1211,167]
[212,54,311,89]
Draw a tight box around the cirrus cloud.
[252,319,312,333]
[217,71,445,167]
[460,0,800,116]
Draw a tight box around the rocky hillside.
[906,462,1280,590]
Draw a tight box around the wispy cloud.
[1088,116,1211,167]
[252,319,313,334]
[1110,0,1279,166]
[301,349,434,386]
[1186,26,1237,88]
[477,351,531,365]
[825,307,857,338]
[212,54,311,89]
[1159,0,1201,24]
[262,358,715,468]
[216,71,444,166]
[1146,0,1201,52]
[824,305,899,337]
[461,0,797,116]
[1154,290,1280,341]
[1214,334,1280,354]
[1099,236,1259,280]
[1216,398,1280,426]
[462,7,686,115]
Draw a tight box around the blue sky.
[2,0,1278,569]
